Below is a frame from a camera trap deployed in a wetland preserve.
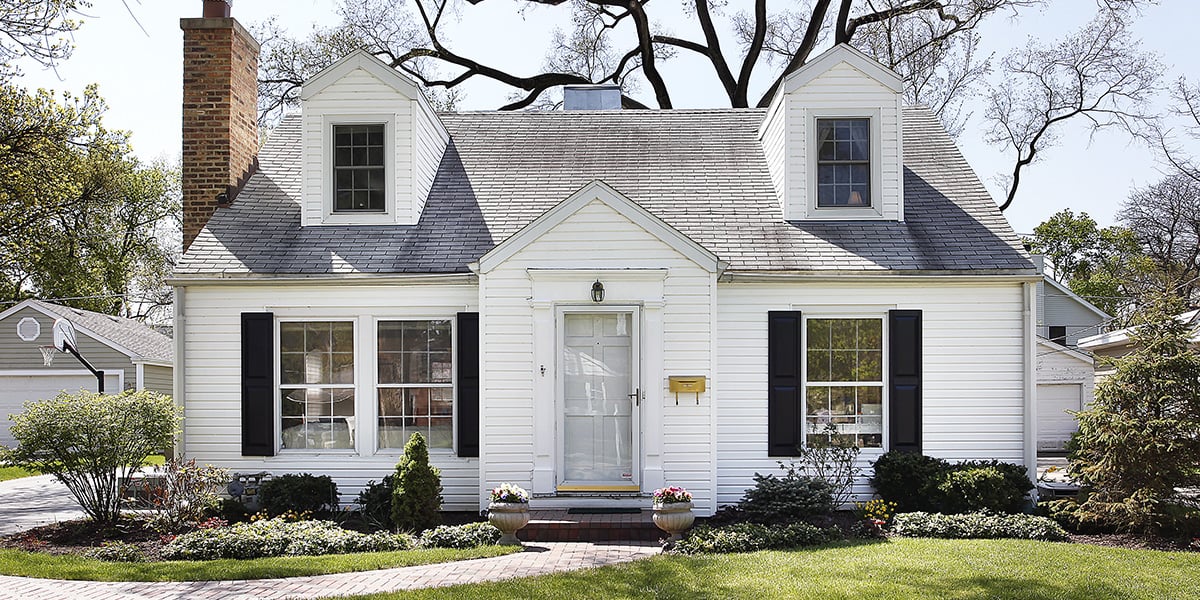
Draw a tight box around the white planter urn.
[652,501,695,542]
[487,501,530,545]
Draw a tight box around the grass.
[0,545,519,582]
[0,465,36,482]
[349,538,1200,600]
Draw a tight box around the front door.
[558,310,639,491]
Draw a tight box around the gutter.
[1023,281,1038,496]
[167,272,478,286]
[173,286,186,459]
[720,270,1041,284]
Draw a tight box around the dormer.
[759,44,905,221]
[300,50,449,226]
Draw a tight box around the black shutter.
[456,312,480,458]
[241,312,275,456]
[889,310,922,454]
[768,311,804,456]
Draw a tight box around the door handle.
[628,388,640,406]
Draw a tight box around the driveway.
[0,474,84,536]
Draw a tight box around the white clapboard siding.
[480,199,717,511]
[776,61,904,221]
[301,66,447,226]
[714,280,1027,506]
[180,283,480,509]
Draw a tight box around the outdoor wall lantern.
[591,280,605,303]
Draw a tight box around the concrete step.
[518,509,663,542]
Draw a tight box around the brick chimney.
[180,0,259,250]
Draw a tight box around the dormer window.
[333,124,386,212]
[816,118,871,208]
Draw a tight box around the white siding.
[1040,284,1107,346]
[715,280,1028,505]
[759,98,787,205]
[779,62,904,221]
[479,199,717,511]
[180,283,480,509]
[301,67,447,226]
[1036,340,1095,451]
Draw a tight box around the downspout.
[173,285,186,460]
[1023,281,1038,498]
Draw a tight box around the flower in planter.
[489,483,530,504]
[653,486,693,505]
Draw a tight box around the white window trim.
[806,108,884,220]
[800,310,889,453]
[275,317,359,455]
[321,114,397,225]
[372,316,458,456]
[16,316,41,342]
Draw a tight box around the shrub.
[356,475,395,530]
[418,522,501,548]
[854,498,898,523]
[162,518,414,560]
[1069,294,1200,533]
[870,452,948,512]
[391,433,443,532]
[871,452,1032,514]
[259,473,340,516]
[137,458,230,532]
[892,511,1068,541]
[738,470,834,524]
[792,425,862,507]
[671,522,840,554]
[84,541,145,562]
[936,466,1024,514]
[0,389,180,525]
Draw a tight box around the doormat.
[567,508,642,515]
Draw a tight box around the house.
[0,299,174,448]
[173,6,1040,515]
[1032,256,1110,452]
[1079,309,1200,375]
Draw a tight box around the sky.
[14,0,1199,236]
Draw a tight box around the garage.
[1037,383,1083,452]
[0,371,122,448]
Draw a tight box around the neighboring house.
[173,8,1040,514]
[0,299,174,448]
[1079,309,1200,375]
[1031,255,1109,452]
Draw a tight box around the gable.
[474,181,721,274]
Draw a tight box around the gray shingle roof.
[31,300,173,363]
[175,107,1032,275]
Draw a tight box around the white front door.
[558,310,640,491]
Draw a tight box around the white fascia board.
[0,298,39,322]
[131,359,173,368]
[1043,276,1111,319]
[1037,337,1094,365]
[781,43,905,95]
[476,180,721,274]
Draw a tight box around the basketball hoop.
[39,345,58,367]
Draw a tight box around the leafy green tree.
[1069,294,1200,533]
[391,432,443,532]
[0,84,179,320]
[1027,209,1150,317]
[0,389,181,525]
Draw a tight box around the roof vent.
[563,84,622,111]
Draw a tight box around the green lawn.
[0,465,36,482]
[351,538,1200,600]
[0,546,519,581]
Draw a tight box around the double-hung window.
[805,317,883,448]
[333,124,386,212]
[816,118,871,208]
[279,321,356,450]
[377,320,454,449]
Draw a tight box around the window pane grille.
[279,321,355,449]
[816,118,871,208]
[377,320,453,449]
[805,318,883,448]
[333,124,385,212]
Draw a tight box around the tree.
[0,389,181,526]
[1027,209,1148,316]
[391,432,443,532]
[1118,174,1200,306]
[1069,294,1200,533]
[0,84,180,321]
[258,0,1059,124]
[983,10,1160,211]
[0,0,89,82]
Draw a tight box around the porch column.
[641,300,666,491]
[530,300,556,493]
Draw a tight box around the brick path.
[0,541,660,600]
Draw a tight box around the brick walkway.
[0,541,660,600]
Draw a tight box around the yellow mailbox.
[668,376,706,404]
